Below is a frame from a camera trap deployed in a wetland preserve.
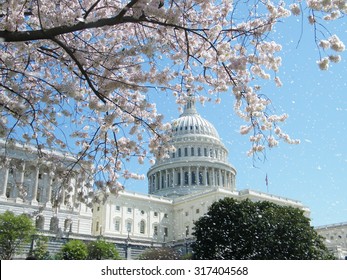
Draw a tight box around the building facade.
[316,222,347,260]
[92,98,310,259]
[0,139,93,239]
[1,98,317,259]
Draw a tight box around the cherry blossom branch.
[0,0,142,42]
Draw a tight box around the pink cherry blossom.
[0,0,344,202]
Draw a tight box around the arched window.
[49,216,59,232]
[114,219,121,231]
[140,220,146,234]
[35,215,45,230]
[126,220,132,233]
[64,218,72,232]
[153,224,158,236]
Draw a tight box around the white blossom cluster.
[0,0,345,199]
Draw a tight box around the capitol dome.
[147,97,236,197]
[171,99,220,139]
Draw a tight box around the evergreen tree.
[192,198,334,260]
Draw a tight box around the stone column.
[226,172,230,189]
[156,173,159,190]
[231,174,236,190]
[211,168,215,186]
[0,158,10,199]
[31,166,40,205]
[159,171,162,189]
[15,161,25,201]
[204,167,208,186]
[180,167,184,187]
[172,169,175,187]
[165,170,168,188]
[196,167,199,185]
[60,177,67,209]
[219,169,222,187]
[45,171,54,207]
[188,166,191,186]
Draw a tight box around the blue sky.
[124,14,347,227]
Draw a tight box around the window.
[35,215,44,230]
[191,147,194,156]
[184,147,188,156]
[115,220,120,231]
[185,211,189,216]
[178,148,181,157]
[116,205,120,211]
[140,210,145,215]
[204,148,207,157]
[140,220,146,234]
[177,172,181,185]
[198,147,201,156]
[185,225,189,236]
[50,217,59,232]
[127,222,132,232]
[199,172,203,185]
[127,207,132,213]
[64,219,72,232]
[196,209,200,214]
[184,172,189,185]
[154,212,158,217]
[153,225,158,236]
[164,227,168,237]
[191,171,196,185]
[164,213,168,218]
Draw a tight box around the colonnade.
[0,157,83,208]
[148,165,235,193]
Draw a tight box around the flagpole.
[265,173,268,193]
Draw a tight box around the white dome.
[171,102,220,139]
[147,97,237,198]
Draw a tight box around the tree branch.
[0,0,141,42]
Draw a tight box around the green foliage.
[87,239,121,260]
[61,239,88,260]
[30,236,51,260]
[0,211,36,260]
[180,252,193,260]
[138,247,181,260]
[192,198,334,260]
